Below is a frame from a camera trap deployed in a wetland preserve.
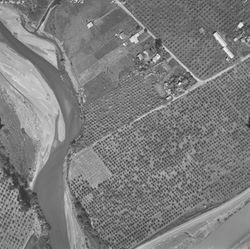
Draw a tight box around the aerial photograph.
[1,0,250,249]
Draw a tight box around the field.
[69,59,250,249]
[45,0,137,89]
[125,0,250,79]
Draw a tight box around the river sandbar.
[0,41,65,187]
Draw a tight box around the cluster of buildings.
[133,49,161,72]
[163,73,191,99]
[115,27,148,46]
[233,21,250,44]
[116,27,162,70]
[153,66,193,101]
[136,49,161,64]
[86,20,149,47]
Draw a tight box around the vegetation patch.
[84,72,118,102]
[69,147,112,189]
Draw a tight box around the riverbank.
[36,27,81,92]
[0,5,58,68]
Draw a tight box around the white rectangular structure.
[213,32,227,47]
[87,22,93,29]
[223,47,235,59]
[152,54,161,63]
[237,22,244,29]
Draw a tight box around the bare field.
[125,0,250,79]
[69,59,250,249]
[45,0,116,77]
[45,0,140,97]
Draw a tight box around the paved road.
[136,187,250,249]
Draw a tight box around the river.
[0,22,81,249]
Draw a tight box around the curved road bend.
[0,22,81,249]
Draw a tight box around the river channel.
[0,22,81,249]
